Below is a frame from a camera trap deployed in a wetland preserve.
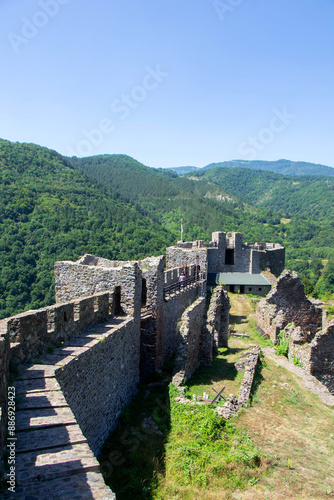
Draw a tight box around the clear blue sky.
[1,0,334,168]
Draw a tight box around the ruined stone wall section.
[237,346,261,407]
[309,321,334,377]
[5,293,112,366]
[140,256,165,315]
[54,261,141,320]
[287,321,334,394]
[287,331,312,372]
[217,345,261,419]
[0,323,9,478]
[251,247,285,277]
[172,297,206,386]
[256,271,322,343]
[55,317,140,457]
[157,287,199,370]
[206,286,230,350]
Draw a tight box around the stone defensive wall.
[5,292,112,367]
[54,254,208,373]
[165,243,209,276]
[55,259,142,319]
[160,271,207,370]
[0,289,137,481]
[55,316,140,456]
[164,264,197,286]
[0,247,232,488]
[166,231,285,277]
[172,297,207,386]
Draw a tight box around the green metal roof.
[208,273,271,286]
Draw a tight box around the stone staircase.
[4,322,121,499]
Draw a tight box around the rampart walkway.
[5,320,122,499]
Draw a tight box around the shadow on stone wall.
[99,371,172,500]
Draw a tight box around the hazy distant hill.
[169,159,334,177]
[201,159,334,177]
[168,166,198,175]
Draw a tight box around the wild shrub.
[275,331,289,357]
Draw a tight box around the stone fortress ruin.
[257,270,334,393]
[0,230,332,498]
[167,230,285,295]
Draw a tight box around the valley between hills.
[0,138,333,320]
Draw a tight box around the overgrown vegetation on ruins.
[100,362,268,500]
[100,295,334,499]
[1,138,334,319]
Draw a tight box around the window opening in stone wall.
[47,309,55,333]
[225,248,235,265]
[114,286,124,315]
[240,285,245,294]
[74,304,80,321]
[63,311,68,322]
[141,278,147,306]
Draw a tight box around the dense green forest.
[73,153,334,299]
[187,167,334,220]
[0,139,333,319]
[0,140,172,319]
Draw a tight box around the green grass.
[185,347,243,401]
[153,385,268,498]
[275,331,289,357]
[100,366,270,500]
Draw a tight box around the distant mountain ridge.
[167,166,198,175]
[170,159,334,177]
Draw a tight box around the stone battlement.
[4,292,114,367]
[167,230,285,277]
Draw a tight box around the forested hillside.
[0,139,333,320]
[73,154,334,298]
[71,154,285,242]
[0,140,172,319]
[186,167,334,221]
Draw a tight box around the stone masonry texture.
[166,231,284,277]
[206,286,231,350]
[55,317,140,456]
[256,270,322,343]
[172,297,207,386]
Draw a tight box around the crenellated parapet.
[2,292,116,368]
[166,230,285,277]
